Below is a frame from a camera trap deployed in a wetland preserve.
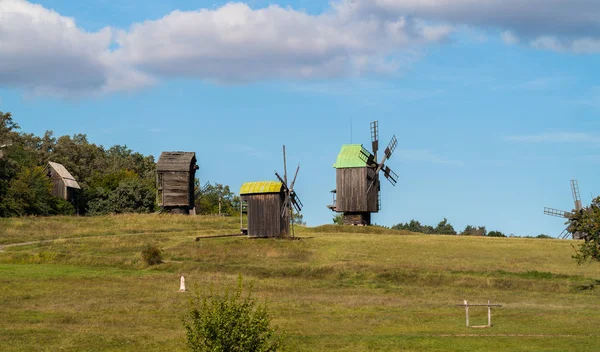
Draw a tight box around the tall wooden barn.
[239,181,289,238]
[328,121,398,226]
[46,161,81,202]
[156,151,198,214]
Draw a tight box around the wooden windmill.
[156,152,198,214]
[240,146,303,238]
[544,179,585,239]
[328,121,398,225]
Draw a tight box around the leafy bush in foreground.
[183,277,282,352]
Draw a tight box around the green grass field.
[1,214,600,351]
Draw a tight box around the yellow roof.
[240,181,283,195]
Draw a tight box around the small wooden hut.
[239,181,288,238]
[156,151,198,214]
[331,144,379,225]
[46,161,81,202]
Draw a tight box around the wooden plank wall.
[243,194,283,237]
[336,168,379,212]
[50,170,66,200]
[158,171,190,207]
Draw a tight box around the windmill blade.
[370,121,379,161]
[558,226,571,239]
[290,164,300,191]
[383,166,398,186]
[383,135,398,160]
[544,207,572,218]
[571,180,583,211]
[290,192,303,212]
[274,171,290,192]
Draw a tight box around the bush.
[183,277,282,352]
[141,244,163,266]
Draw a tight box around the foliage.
[536,234,551,239]
[292,211,306,226]
[433,218,456,235]
[0,112,157,217]
[88,177,155,215]
[183,276,282,352]
[141,244,163,266]
[460,225,487,236]
[392,219,434,234]
[488,230,507,237]
[571,196,600,264]
[392,218,456,235]
[195,182,240,216]
[332,213,343,225]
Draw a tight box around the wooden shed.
[156,151,198,214]
[46,161,81,202]
[331,144,379,225]
[240,181,288,238]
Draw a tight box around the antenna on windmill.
[274,145,303,238]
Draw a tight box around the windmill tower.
[328,121,398,225]
[240,146,303,238]
[543,180,585,239]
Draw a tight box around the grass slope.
[1,214,599,351]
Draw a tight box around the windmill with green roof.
[328,121,398,225]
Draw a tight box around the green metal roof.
[240,181,283,195]
[333,144,372,168]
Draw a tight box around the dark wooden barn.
[46,161,81,202]
[330,144,379,225]
[239,181,289,238]
[156,151,198,214]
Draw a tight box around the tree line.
[0,112,238,217]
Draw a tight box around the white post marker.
[179,275,186,292]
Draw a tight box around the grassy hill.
[1,214,599,351]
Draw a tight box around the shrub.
[141,244,163,266]
[183,276,282,352]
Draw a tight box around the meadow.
[1,214,599,351]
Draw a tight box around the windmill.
[274,145,303,237]
[239,146,303,238]
[543,180,585,239]
[328,120,398,225]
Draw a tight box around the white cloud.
[506,132,600,143]
[0,0,453,95]
[113,3,452,83]
[0,0,152,96]
[501,31,518,45]
[1,0,599,96]
[347,0,600,53]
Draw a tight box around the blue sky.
[1,0,599,236]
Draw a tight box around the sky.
[1,0,599,236]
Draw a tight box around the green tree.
[571,196,600,264]
[433,218,456,235]
[183,277,282,352]
[488,230,506,237]
[4,166,56,216]
[196,183,239,216]
[333,213,343,225]
[88,177,155,215]
[460,225,487,236]
[291,211,306,226]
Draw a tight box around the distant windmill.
[328,120,398,225]
[240,146,303,238]
[544,180,585,239]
